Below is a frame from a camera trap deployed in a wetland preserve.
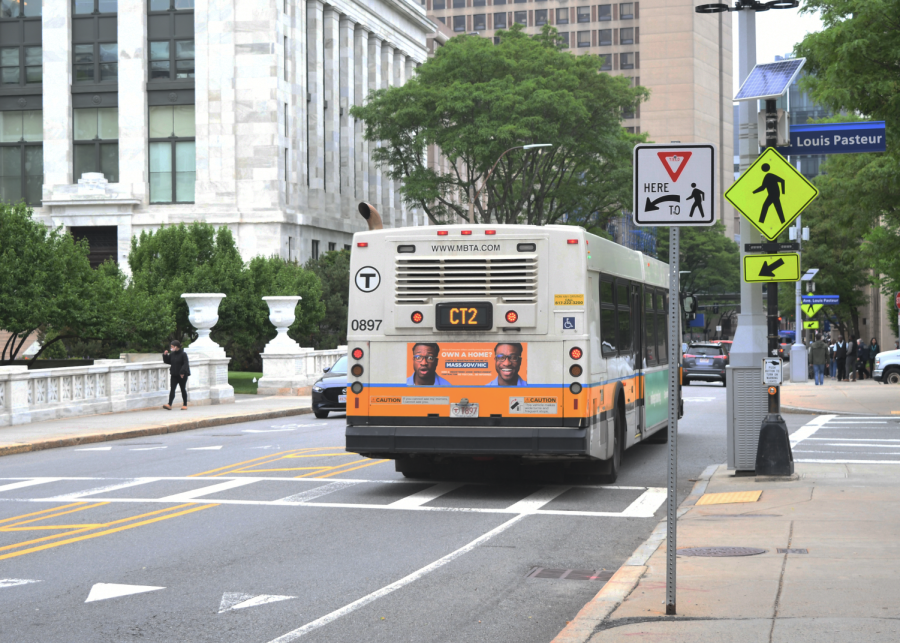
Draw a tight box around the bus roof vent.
[394,255,538,304]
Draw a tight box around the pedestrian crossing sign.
[803,321,820,330]
[725,147,818,241]
[803,303,823,318]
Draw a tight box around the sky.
[732,3,824,95]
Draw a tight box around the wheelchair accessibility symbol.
[563,317,576,330]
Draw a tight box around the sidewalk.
[554,462,900,642]
[0,394,312,457]
[781,377,900,416]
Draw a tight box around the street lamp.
[695,0,798,12]
[468,143,553,219]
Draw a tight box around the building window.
[74,107,118,183]
[1,0,40,17]
[598,29,611,45]
[557,32,569,48]
[74,0,117,14]
[72,0,117,85]
[148,104,195,203]
[577,30,590,47]
[598,4,611,20]
[311,239,319,260]
[473,0,486,5]
[623,105,635,119]
[493,0,506,4]
[437,16,445,23]
[514,11,526,25]
[452,15,465,31]
[555,8,568,24]
[432,0,445,8]
[0,45,41,86]
[621,52,635,69]
[599,55,611,71]
[0,110,42,205]
[514,0,526,3]
[493,36,500,44]
[343,244,351,251]
[619,2,634,19]
[620,27,634,44]
[149,39,193,80]
[74,43,117,83]
[149,0,194,82]
[149,0,194,8]
[328,242,336,252]
[452,0,464,7]
[493,12,506,28]
[473,13,486,30]
[577,6,590,22]
[535,9,547,25]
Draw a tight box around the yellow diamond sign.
[726,148,819,241]
[743,253,801,283]
[803,321,820,330]
[803,303,823,318]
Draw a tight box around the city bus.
[344,204,679,482]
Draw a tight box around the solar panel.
[734,58,806,101]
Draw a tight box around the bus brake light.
[461,230,472,236]
[505,311,518,323]
[569,347,583,360]
[567,239,579,245]
[357,242,368,247]
[411,311,424,324]
[352,348,364,360]
[437,230,449,236]
[485,230,496,235]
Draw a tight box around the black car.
[311,355,348,419]
[683,342,728,385]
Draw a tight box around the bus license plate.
[450,403,479,418]
[338,395,347,403]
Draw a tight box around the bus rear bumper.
[345,425,589,457]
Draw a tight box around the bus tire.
[599,401,624,484]
[395,457,432,479]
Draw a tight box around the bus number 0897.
[351,319,382,331]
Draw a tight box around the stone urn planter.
[262,296,305,354]
[182,293,227,358]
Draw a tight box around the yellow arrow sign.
[803,321,820,330]
[803,303,823,318]
[725,148,819,241]
[743,253,801,283]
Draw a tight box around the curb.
[550,463,720,643]
[0,406,313,458]
[781,404,879,417]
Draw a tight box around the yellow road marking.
[0,503,199,553]
[696,490,762,506]
[3,503,108,529]
[233,467,341,473]
[317,459,388,478]
[190,449,309,477]
[0,502,88,525]
[283,453,352,458]
[0,504,216,561]
[1,525,106,531]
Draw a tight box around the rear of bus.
[344,224,597,471]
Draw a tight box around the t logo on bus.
[355,267,381,292]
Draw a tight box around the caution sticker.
[509,397,558,414]
[554,294,584,306]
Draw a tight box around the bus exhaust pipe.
[358,202,383,231]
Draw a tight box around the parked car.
[712,340,733,356]
[311,355,348,418]
[873,350,900,384]
[777,341,791,362]
[683,342,728,385]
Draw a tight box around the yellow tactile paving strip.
[695,490,762,506]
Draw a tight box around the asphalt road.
[0,384,815,643]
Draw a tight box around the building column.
[354,25,369,203]
[306,0,325,204]
[394,51,405,226]
[42,0,72,188]
[339,15,355,201]
[380,44,394,227]
[405,56,418,225]
[323,7,340,201]
[118,0,148,205]
[367,34,382,211]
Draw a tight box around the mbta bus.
[344,204,678,482]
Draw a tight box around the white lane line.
[1,578,41,589]
[505,486,571,513]
[276,481,363,503]
[387,482,464,509]
[219,592,296,613]
[130,447,167,451]
[187,446,223,451]
[158,478,262,502]
[790,414,835,447]
[806,437,900,442]
[243,429,295,433]
[825,421,889,424]
[75,447,112,451]
[794,450,900,456]
[0,479,60,493]
[621,487,668,518]
[796,459,900,464]
[85,583,164,603]
[818,443,900,448]
[42,478,161,500]
[267,514,527,642]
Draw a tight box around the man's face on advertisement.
[413,345,439,379]
[494,344,522,385]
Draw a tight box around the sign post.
[633,143,716,616]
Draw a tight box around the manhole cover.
[677,547,766,557]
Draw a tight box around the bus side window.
[599,277,616,356]
[616,281,633,354]
[645,290,657,364]
[657,292,668,363]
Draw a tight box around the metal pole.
[666,225,679,616]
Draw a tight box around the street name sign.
[802,303,823,318]
[803,295,839,305]
[775,121,886,157]
[803,321,820,330]
[725,147,818,241]
[745,242,799,253]
[633,144,716,226]
[743,253,801,283]
[763,358,783,385]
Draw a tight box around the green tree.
[351,24,647,228]
[303,249,350,350]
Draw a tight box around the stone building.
[1,0,433,270]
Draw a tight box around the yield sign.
[803,303,823,318]
[657,151,692,182]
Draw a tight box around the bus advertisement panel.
[405,342,529,388]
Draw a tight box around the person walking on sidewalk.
[162,340,191,410]
[828,340,837,379]
[869,338,880,374]
[835,336,847,381]
[857,339,870,380]
[810,333,828,386]
[846,335,858,382]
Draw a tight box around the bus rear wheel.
[599,404,624,484]
[395,457,433,479]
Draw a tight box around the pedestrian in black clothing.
[163,340,191,410]
[857,339,870,380]
[869,338,880,374]
[834,336,847,381]
[846,336,858,382]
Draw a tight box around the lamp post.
[468,143,553,220]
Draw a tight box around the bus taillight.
[352,348,364,360]
[505,310,518,323]
[485,230,496,235]
[569,364,583,377]
[411,311,424,324]
[437,230,449,236]
[569,347,583,360]
[351,364,364,377]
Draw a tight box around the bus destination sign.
[435,302,493,331]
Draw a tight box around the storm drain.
[677,547,766,557]
[777,548,808,554]
[526,568,615,581]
